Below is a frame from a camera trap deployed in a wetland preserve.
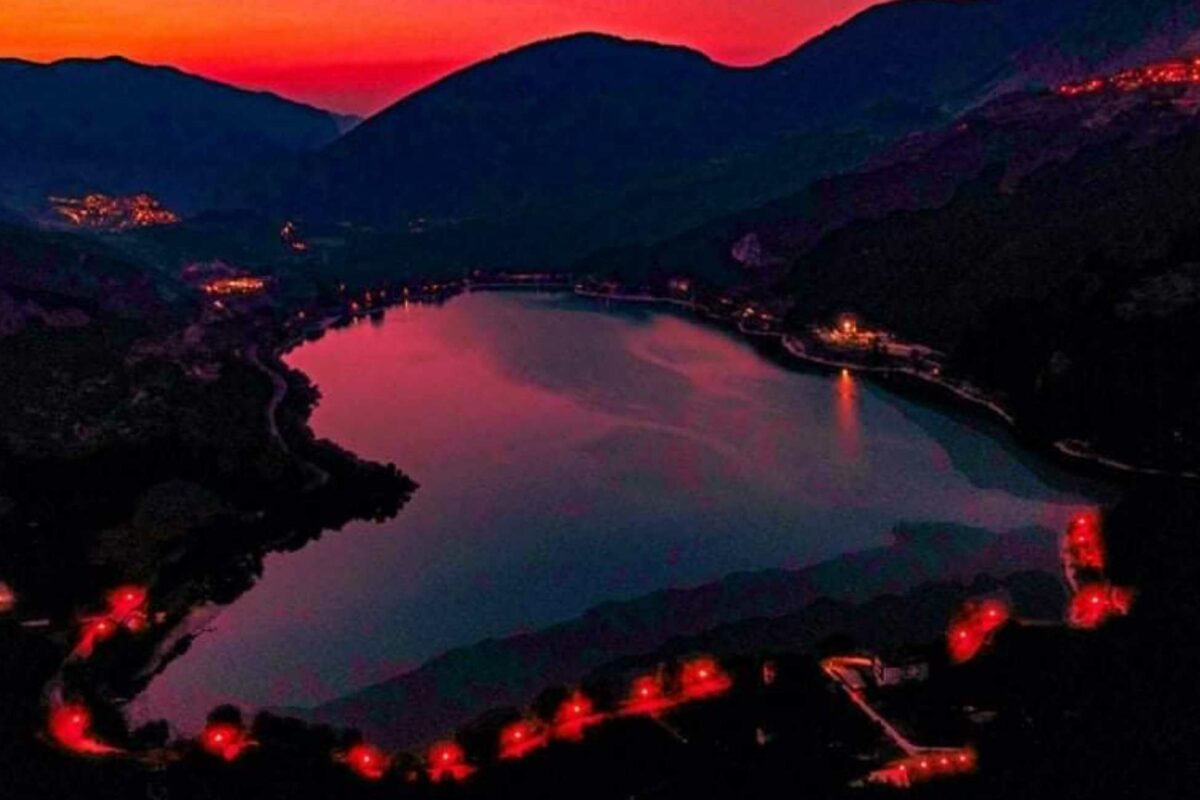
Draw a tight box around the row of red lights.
[48,656,732,784]
[50,513,1132,786]
[872,749,977,789]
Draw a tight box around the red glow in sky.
[1,1,890,115]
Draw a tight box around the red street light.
[948,621,986,664]
[947,597,1010,664]
[680,657,732,700]
[622,674,672,716]
[553,691,602,740]
[106,585,147,617]
[48,703,119,755]
[499,719,548,760]
[75,617,118,658]
[201,722,253,762]
[346,743,389,780]
[428,741,473,782]
[1069,583,1134,629]
[1064,515,1106,572]
[976,599,1011,635]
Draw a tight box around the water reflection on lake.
[135,292,1095,729]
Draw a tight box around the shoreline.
[561,288,1194,482]
[25,273,1114,772]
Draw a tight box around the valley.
[4,1,1200,797]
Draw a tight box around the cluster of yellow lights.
[202,276,267,297]
[1057,56,1200,96]
[49,194,180,231]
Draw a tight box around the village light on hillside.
[202,276,267,297]
[1058,56,1200,96]
[49,193,179,230]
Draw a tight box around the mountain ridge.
[228,0,1199,274]
[0,57,356,215]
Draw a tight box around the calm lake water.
[136,292,1095,729]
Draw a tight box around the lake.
[134,291,1095,730]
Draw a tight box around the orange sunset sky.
[1,1,887,115]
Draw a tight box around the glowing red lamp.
[48,703,119,755]
[201,722,252,762]
[553,691,602,740]
[680,657,732,700]
[0,581,15,613]
[346,743,389,780]
[428,741,473,782]
[947,621,985,664]
[977,599,1010,633]
[622,674,673,716]
[106,585,147,617]
[1064,515,1106,572]
[1069,583,1134,629]
[948,596,1012,663]
[74,617,118,659]
[499,719,548,760]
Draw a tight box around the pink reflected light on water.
[134,293,1098,730]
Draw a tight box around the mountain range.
[221,0,1200,271]
[4,1,1198,272]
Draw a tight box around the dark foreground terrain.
[2,482,1197,800]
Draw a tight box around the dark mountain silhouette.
[0,57,355,215]
[230,0,1200,271]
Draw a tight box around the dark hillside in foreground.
[4,485,1196,800]
[0,57,353,215]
